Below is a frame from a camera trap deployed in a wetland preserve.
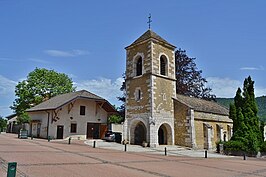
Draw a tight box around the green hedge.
[224,140,245,152]
[224,140,266,155]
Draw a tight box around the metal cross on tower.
[147,14,152,29]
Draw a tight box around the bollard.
[68,137,71,145]
[165,147,167,156]
[93,140,96,148]
[7,162,17,177]
[124,144,127,152]
[243,153,246,160]
[205,150,207,158]
[31,134,33,140]
[48,136,51,142]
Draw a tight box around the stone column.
[123,119,129,143]
[149,124,157,147]
[190,109,196,148]
[219,127,223,141]
[207,127,212,150]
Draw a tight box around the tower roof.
[126,29,176,49]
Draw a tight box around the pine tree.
[227,76,263,153]
[229,103,237,133]
[234,88,243,111]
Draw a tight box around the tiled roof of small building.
[174,94,229,116]
[27,90,116,113]
[126,29,176,49]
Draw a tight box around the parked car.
[103,131,122,143]
[103,131,115,142]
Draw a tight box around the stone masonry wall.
[173,101,192,147]
[194,112,233,149]
[125,41,153,144]
[150,41,176,146]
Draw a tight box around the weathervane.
[147,13,152,29]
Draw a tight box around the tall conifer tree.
[228,76,263,153]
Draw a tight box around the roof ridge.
[175,94,229,116]
[126,29,176,49]
[26,90,105,112]
[77,89,104,100]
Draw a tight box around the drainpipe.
[46,111,50,139]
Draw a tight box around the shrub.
[260,141,266,152]
[224,140,245,152]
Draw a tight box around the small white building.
[6,114,18,133]
[264,125,266,141]
[26,90,117,140]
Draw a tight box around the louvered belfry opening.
[136,57,142,76]
[160,56,166,76]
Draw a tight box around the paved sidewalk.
[1,133,266,177]
[85,139,232,158]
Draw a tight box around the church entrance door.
[134,122,146,145]
[158,125,167,145]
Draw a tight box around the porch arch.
[130,120,147,145]
[158,123,173,145]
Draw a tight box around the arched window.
[136,57,142,76]
[160,55,167,76]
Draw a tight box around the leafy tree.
[17,112,31,125]
[117,73,126,120]
[0,116,7,131]
[11,68,75,117]
[175,49,216,100]
[108,115,123,124]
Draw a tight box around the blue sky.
[1,0,266,117]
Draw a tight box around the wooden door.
[87,123,93,139]
[57,125,64,139]
[100,125,108,139]
[87,123,100,139]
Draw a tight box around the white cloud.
[44,49,89,57]
[240,66,264,71]
[74,77,124,106]
[255,87,266,97]
[0,75,16,96]
[207,77,266,98]
[206,77,241,98]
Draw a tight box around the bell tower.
[123,29,176,147]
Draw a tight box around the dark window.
[160,56,166,75]
[136,57,142,76]
[80,106,85,115]
[136,89,141,101]
[70,123,77,133]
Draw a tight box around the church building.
[123,29,233,149]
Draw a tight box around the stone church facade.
[123,29,233,149]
